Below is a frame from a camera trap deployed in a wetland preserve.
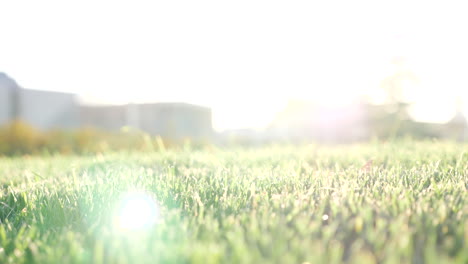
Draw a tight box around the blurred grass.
[0,141,467,263]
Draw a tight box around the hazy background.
[1,0,468,131]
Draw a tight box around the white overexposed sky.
[1,0,468,131]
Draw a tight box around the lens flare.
[114,192,159,230]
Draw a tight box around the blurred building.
[80,105,127,131]
[136,103,213,141]
[0,73,79,130]
[0,72,213,140]
[80,103,213,141]
[18,89,80,130]
[0,73,18,125]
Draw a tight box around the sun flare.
[114,192,159,231]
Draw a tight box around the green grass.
[0,141,467,263]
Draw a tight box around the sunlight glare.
[114,192,159,230]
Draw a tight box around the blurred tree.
[445,97,468,141]
[371,57,420,138]
[380,57,419,105]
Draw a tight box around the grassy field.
[0,141,467,263]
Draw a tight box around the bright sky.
[1,1,468,131]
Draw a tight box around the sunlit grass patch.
[0,141,466,263]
